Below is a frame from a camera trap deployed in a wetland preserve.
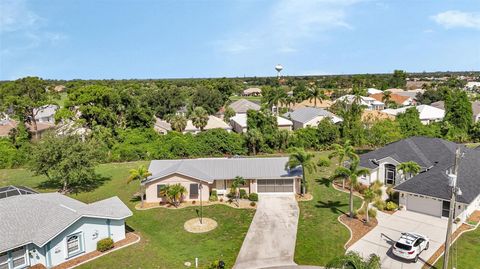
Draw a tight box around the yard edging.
[67,233,141,269]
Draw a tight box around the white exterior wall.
[461,194,480,221]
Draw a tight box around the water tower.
[275,64,283,79]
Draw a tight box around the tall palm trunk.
[365,202,370,223]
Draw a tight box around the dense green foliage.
[96,238,114,252]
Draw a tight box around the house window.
[385,164,396,185]
[157,184,166,198]
[66,233,83,258]
[189,184,199,199]
[10,246,26,269]
[0,252,8,269]
[442,201,450,218]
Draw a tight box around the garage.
[257,179,294,193]
[406,194,443,217]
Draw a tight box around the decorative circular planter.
[184,218,218,233]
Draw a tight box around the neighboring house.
[367,88,383,95]
[395,89,424,99]
[384,88,405,93]
[335,95,385,110]
[369,93,414,107]
[154,118,172,135]
[0,120,55,138]
[359,136,480,222]
[184,115,232,134]
[361,110,395,124]
[282,98,333,110]
[382,105,445,124]
[142,157,303,202]
[242,87,262,96]
[465,81,480,91]
[283,107,342,130]
[34,105,58,124]
[228,99,261,115]
[0,193,132,269]
[229,114,293,133]
[431,101,480,123]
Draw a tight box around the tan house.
[229,114,293,133]
[283,98,333,110]
[242,87,262,96]
[142,157,303,203]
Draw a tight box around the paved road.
[348,210,459,269]
[233,194,299,269]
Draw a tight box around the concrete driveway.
[348,210,459,269]
[233,194,299,269]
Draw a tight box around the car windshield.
[395,242,412,251]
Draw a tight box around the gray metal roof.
[144,157,302,184]
[359,137,480,204]
[228,99,261,114]
[283,107,341,124]
[0,193,132,253]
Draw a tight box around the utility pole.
[443,148,462,269]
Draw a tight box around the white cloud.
[0,0,41,33]
[214,0,360,55]
[431,10,480,30]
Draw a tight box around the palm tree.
[190,106,209,131]
[397,161,421,180]
[127,165,152,208]
[168,114,187,132]
[230,176,246,206]
[245,129,263,155]
[287,148,316,195]
[362,181,383,224]
[382,90,392,108]
[331,157,370,218]
[308,86,326,107]
[162,183,187,207]
[327,251,381,269]
[328,140,356,189]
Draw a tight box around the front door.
[385,164,396,185]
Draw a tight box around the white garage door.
[406,194,442,217]
[257,179,294,193]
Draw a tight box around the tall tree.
[331,157,369,218]
[308,86,326,107]
[245,129,263,155]
[223,107,235,123]
[443,88,472,138]
[168,114,187,132]
[190,106,209,131]
[127,165,152,208]
[328,140,356,189]
[191,86,224,115]
[396,107,424,137]
[0,77,50,139]
[287,148,316,195]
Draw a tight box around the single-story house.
[34,105,58,124]
[142,157,303,203]
[229,114,293,133]
[0,120,55,138]
[283,107,342,130]
[465,81,480,91]
[369,93,414,107]
[242,87,262,96]
[359,136,480,221]
[281,98,333,110]
[184,115,232,134]
[431,100,480,123]
[154,118,172,135]
[0,192,132,269]
[361,110,395,124]
[228,99,261,115]
[335,95,385,111]
[367,88,383,95]
[382,104,444,124]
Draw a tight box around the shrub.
[219,198,224,202]
[386,201,398,211]
[317,157,331,169]
[356,208,365,216]
[373,199,386,211]
[207,260,225,269]
[368,208,377,218]
[96,238,114,252]
[356,184,368,194]
[248,193,259,202]
[191,200,196,205]
[250,201,256,207]
[239,189,248,199]
[209,190,218,202]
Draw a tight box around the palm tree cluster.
[397,161,421,180]
[190,106,209,131]
[127,165,152,208]
[158,184,187,207]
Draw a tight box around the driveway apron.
[233,194,299,269]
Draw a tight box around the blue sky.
[1,0,479,80]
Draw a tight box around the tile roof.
[0,193,132,252]
[369,93,411,105]
[144,157,302,184]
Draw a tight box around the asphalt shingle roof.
[228,99,261,114]
[144,157,302,184]
[359,137,480,204]
[283,107,342,124]
[0,193,132,253]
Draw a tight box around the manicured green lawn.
[433,226,480,269]
[0,162,254,269]
[229,95,262,103]
[294,151,362,266]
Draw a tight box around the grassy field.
[229,95,262,103]
[294,151,362,265]
[433,226,480,269]
[0,162,254,269]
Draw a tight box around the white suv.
[392,232,430,262]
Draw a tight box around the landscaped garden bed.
[339,214,378,249]
[136,198,257,210]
